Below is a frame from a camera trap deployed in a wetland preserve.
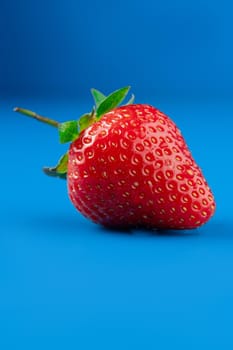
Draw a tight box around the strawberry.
[14,87,215,230]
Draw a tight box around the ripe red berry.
[68,104,215,229]
[14,87,216,230]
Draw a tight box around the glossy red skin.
[67,104,215,229]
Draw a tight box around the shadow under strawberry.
[98,224,199,238]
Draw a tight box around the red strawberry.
[14,87,216,230]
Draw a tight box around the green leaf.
[58,120,79,144]
[96,86,130,118]
[43,153,68,179]
[91,88,106,108]
[126,94,135,105]
[78,113,92,133]
[78,108,95,133]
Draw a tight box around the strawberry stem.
[13,107,59,128]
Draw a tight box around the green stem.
[13,107,59,128]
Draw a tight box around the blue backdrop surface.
[1,0,233,99]
[1,0,233,349]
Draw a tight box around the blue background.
[1,0,233,349]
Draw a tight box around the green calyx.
[14,86,135,179]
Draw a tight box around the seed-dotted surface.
[68,104,215,229]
